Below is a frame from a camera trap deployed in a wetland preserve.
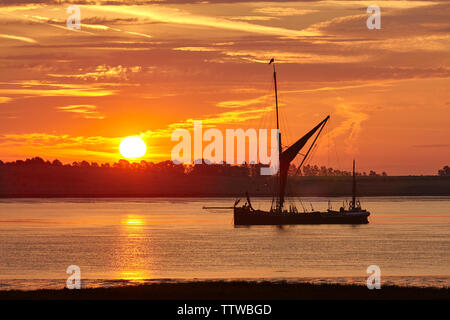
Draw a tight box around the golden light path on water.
[116,215,152,283]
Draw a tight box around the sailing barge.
[233,59,370,226]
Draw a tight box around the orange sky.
[0,0,449,175]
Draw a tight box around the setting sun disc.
[119,136,147,159]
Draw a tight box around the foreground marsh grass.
[1,281,449,300]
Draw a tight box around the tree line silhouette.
[1,157,449,197]
[438,165,450,176]
[0,157,389,177]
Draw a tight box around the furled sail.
[278,115,330,209]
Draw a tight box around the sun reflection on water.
[121,216,146,227]
[114,215,152,282]
[117,270,150,283]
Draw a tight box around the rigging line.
[285,171,298,209]
[300,137,320,177]
[263,74,275,126]
[289,165,306,212]
[283,109,292,149]
[327,118,342,171]
[291,181,303,210]
[278,101,287,144]
[272,72,288,147]
[245,79,272,201]
[295,132,317,172]
[253,72,272,132]
[255,79,271,135]
[297,138,320,212]
[284,106,294,149]
[293,119,328,176]
[306,141,320,168]
[327,123,330,170]
[295,193,306,212]
[286,157,304,210]
[279,100,292,148]
[261,75,277,209]
[285,163,306,213]
[334,135,342,171]
[256,98,267,166]
[254,78,273,203]
[294,186,307,213]
[266,77,276,132]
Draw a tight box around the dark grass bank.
[1,281,449,300]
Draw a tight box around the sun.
[119,136,147,159]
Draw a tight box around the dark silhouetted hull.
[234,207,369,225]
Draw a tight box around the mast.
[272,61,280,132]
[268,58,330,212]
[352,159,356,209]
[269,58,283,211]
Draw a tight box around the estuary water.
[0,197,449,290]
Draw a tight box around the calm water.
[0,197,449,290]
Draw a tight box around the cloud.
[0,88,113,97]
[0,132,121,161]
[321,1,439,9]
[0,33,37,44]
[219,49,368,64]
[124,30,152,38]
[328,102,369,153]
[0,0,445,6]
[95,5,319,38]
[142,104,274,139]
[0,97,13,104]
[174,46,368,64]
[0,1,320,4]
[254,7,319,17]
[48,65,142,80]
[307,1,450,41]
[57,104,105,119]
[173,47,218,52]
[82,16,140,25]
[0,81,115,97]
[374,34,450,52]
[412,144,450,148]
[229,16,279,22]
[284,81,393,94]
[22,14,153,38]
[216,95,271,108]
[195,106,274,126]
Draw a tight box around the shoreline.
[2,176,450,198]
[1,281,449,300]
[1,195,450,199]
